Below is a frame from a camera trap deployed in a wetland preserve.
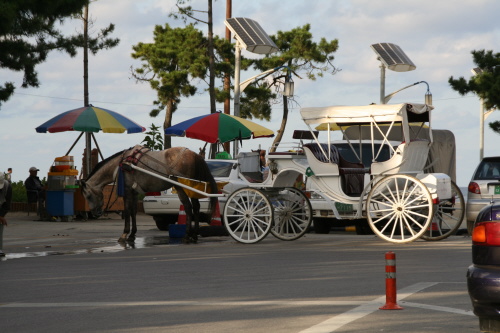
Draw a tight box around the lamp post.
[232,66,294,156]
[224,17,278,157]
[471,68,496,160]
[370,43,416,104]
[383,81,432,105]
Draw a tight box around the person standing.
[25,167,45,218]
[0,172,12,257]
[5,168,12,182]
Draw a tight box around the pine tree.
[0,0,89,107]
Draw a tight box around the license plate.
[495,185,500,195]
[335,202,353,213]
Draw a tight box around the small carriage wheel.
[420,180,465,241]
[270,187,313,241]
[366,174,433,243]
[223,187,273,244]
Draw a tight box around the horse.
[80,145,218,243]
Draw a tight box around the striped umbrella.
[165,112,274,143]
[36,105,145,134]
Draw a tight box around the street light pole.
[480,98,485,160]
[379,62,386,104]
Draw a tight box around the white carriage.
[222,103,464,244]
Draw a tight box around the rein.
[102,166,120,213]
[122,146,189,179]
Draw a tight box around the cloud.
[1,0,498,186]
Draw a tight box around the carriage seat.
[303,143,340,163]
[303,143,365,196]
[337,152,365,196]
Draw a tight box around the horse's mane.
[86,148,127,180]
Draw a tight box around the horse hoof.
[127,236,136,242]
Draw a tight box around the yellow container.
[172,178,228,199]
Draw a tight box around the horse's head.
[80,180,104,217]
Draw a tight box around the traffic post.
[380,251,404,310]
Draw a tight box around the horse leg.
[127,192,139,242]
[119,190,135,242]
[191,198,200,243]
[119,207,130,242]
[177,190,195,243]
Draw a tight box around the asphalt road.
[0,212,479,332]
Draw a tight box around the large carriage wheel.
[420,180,465,241]
[223,188,273,244]
[270,187,313,241]
[366,175,433,243]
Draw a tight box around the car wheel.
[153,215,177,231]
[313,218,331,234]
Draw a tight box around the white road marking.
[0,282,473,333]
[299,282,440,333]
[399,301,474,316]
[0,300,366,308]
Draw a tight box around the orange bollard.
[379,251,404,310]
[177,205,187,225]
[210,201,222,226]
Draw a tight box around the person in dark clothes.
[0,172,12,256]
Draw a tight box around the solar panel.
[224,17,278,55]
[471,67,483,75]
[370,43,416,72]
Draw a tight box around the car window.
[336,143,392,167]
[207,161,233,177]
[474,160,500,180]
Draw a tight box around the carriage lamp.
[425,89,432,106]
[283,70,294,97]
[283,80,294,97]
[269,160,279,175]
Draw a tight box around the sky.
[1,0,499,187]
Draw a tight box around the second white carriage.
[223,102,464,244]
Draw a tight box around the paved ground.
[0,211,481,332]
[1,211,184,258]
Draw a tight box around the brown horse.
[80,145,218,243]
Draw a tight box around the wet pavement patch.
[1,235,225,260]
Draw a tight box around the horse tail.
[193,153,218,218]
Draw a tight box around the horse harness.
[119,146,190,187]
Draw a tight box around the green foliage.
[131,22,234,149]
[240,24,339,122]
[240,83,275,121]
[248,24,339,149]
[11,180,27,203]
[449,49,500,135]
[449,50,500,110]
[141,124,164,151]
[259,24,339,80]
[0,0,89,107]
[131,24,208,118]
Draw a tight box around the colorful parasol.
[165,112,274,143]
[35,105,145,134]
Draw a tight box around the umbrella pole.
[85,132,92,178]
[91,133,105,161]
[65,132,84,156]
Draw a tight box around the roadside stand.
[35,105,145,220]
[46,156,78,221]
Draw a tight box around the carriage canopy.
[300,103,432,126]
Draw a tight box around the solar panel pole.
[232,41,242,157]
[379,61,386,104]
[234,41,242,118]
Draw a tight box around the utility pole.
[223,0,231,153]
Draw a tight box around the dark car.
[467,203,500,332]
